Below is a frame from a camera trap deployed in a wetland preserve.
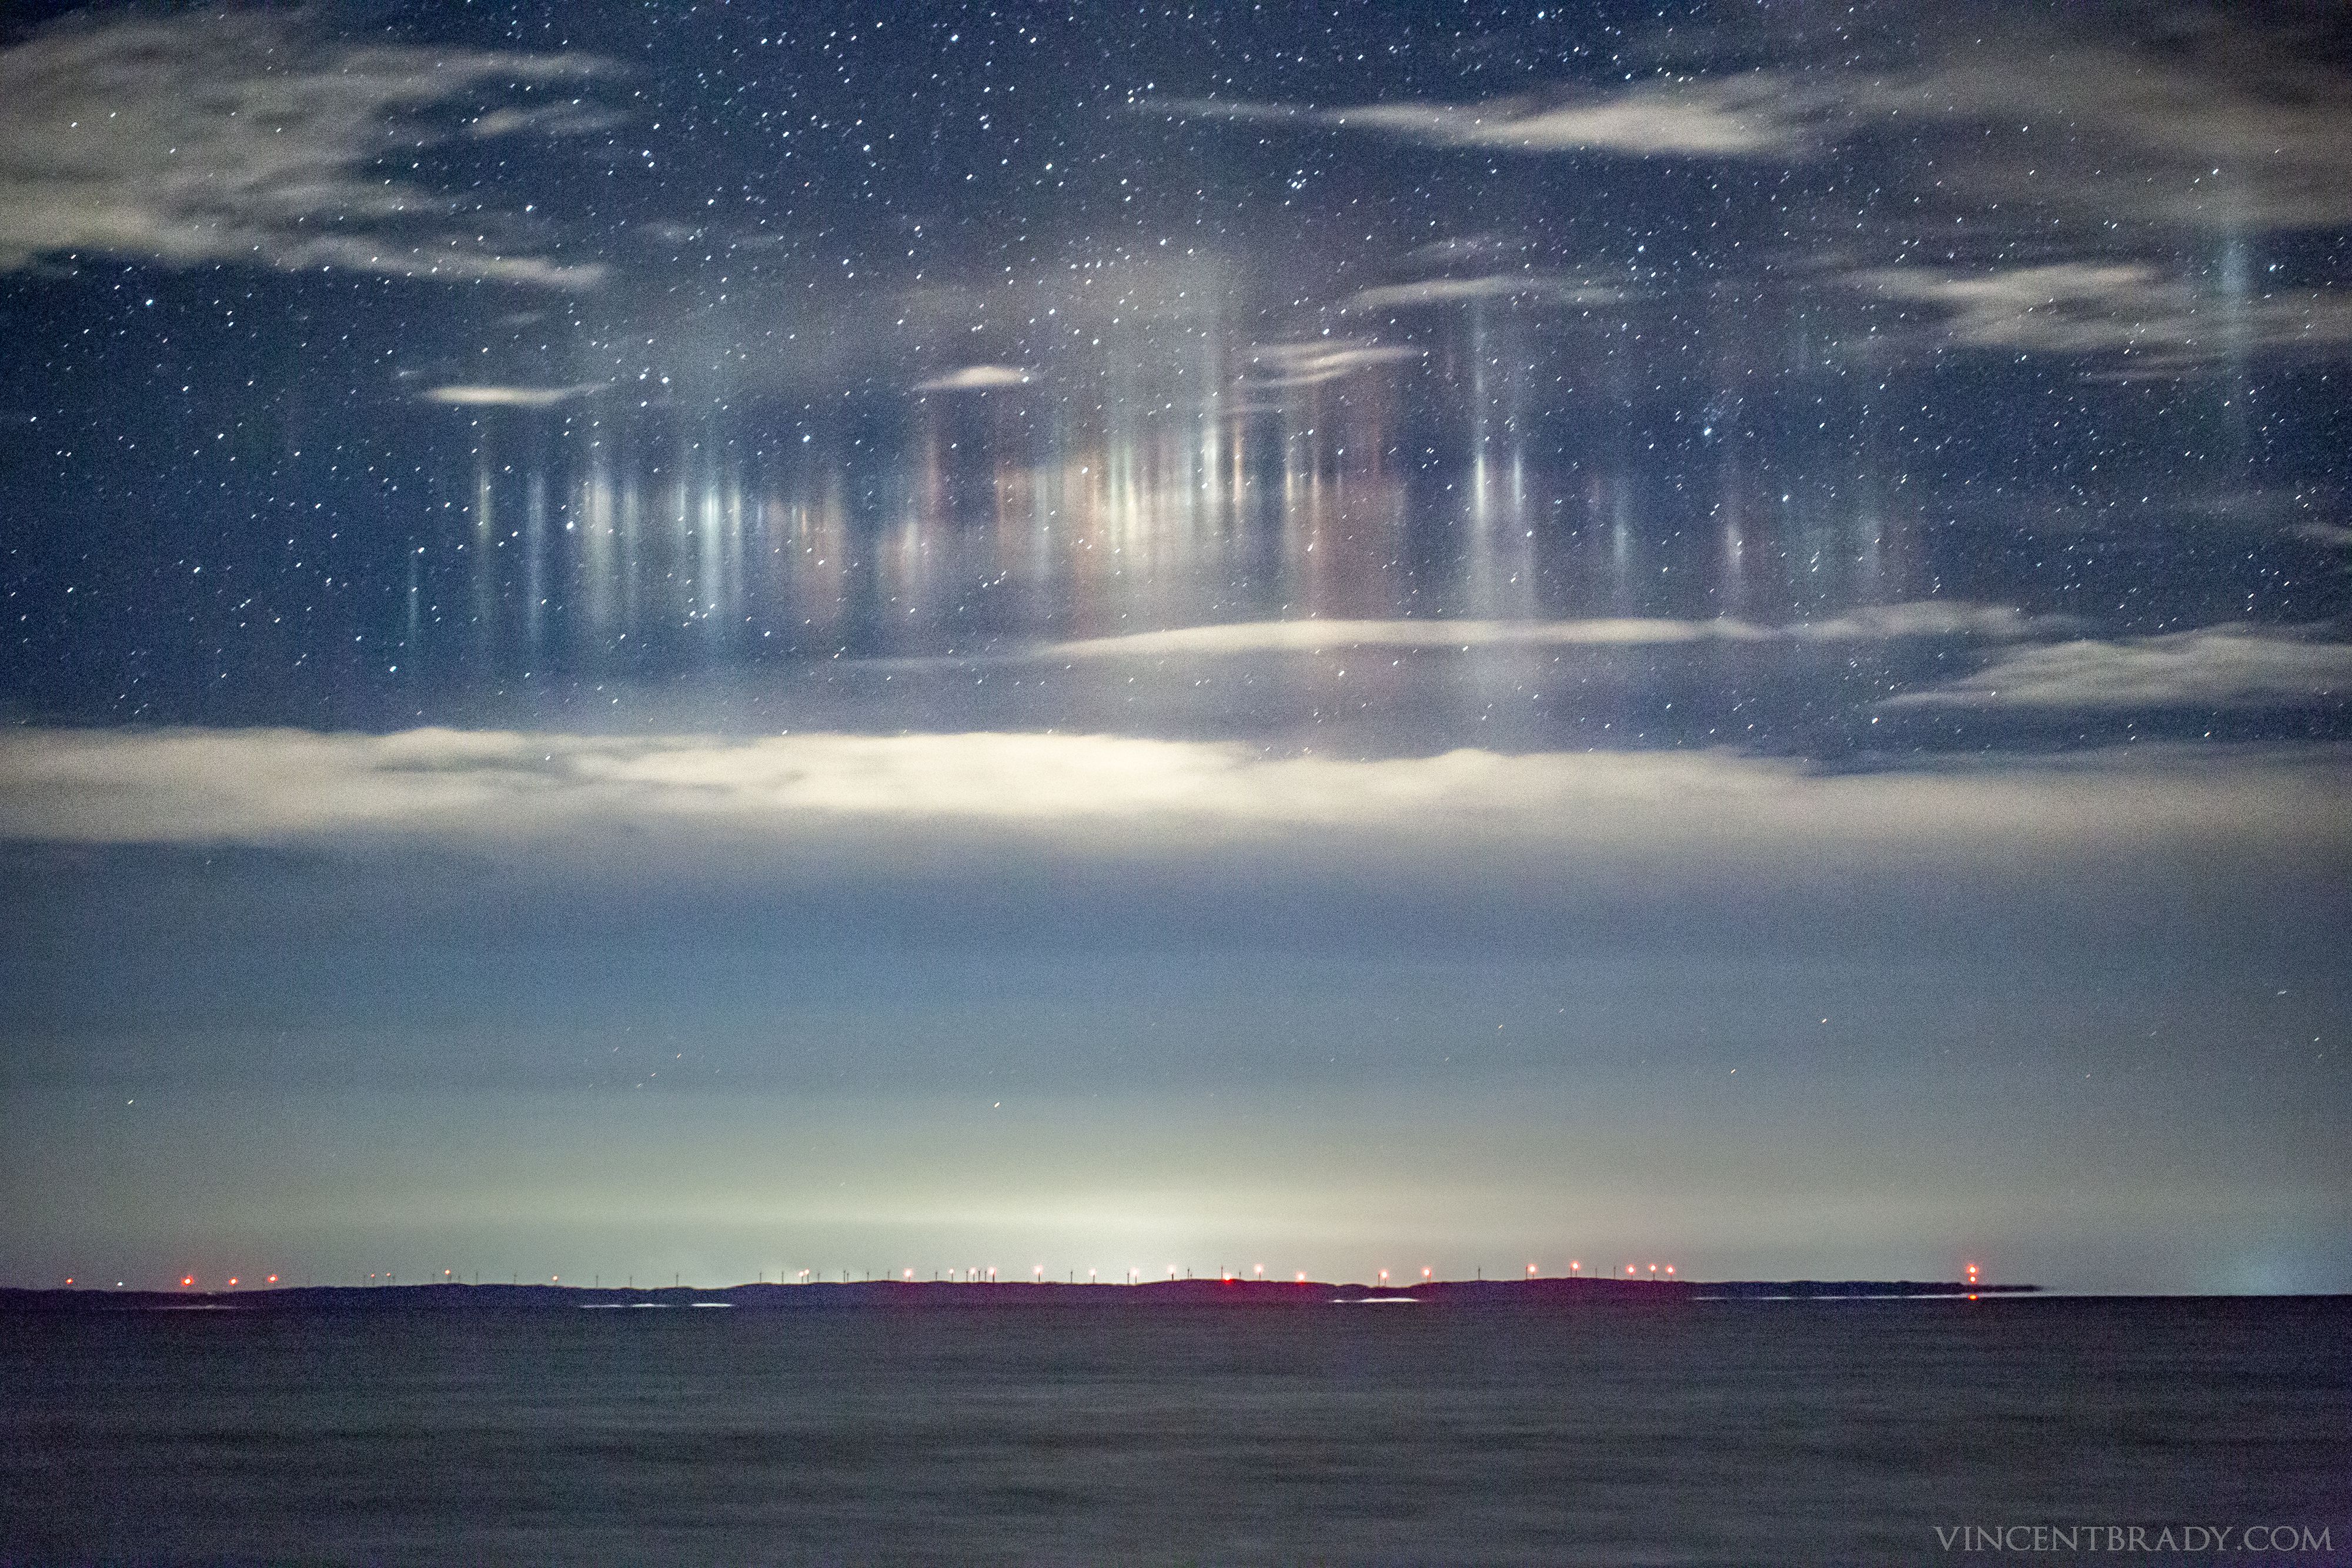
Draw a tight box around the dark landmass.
[0,1276,2036,1313]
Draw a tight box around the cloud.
[1341,273,1631,313]
[1247,339,1423,388]
[1880,24,2352,234]
[1887,627,2352,710]
[1337,75,1829,157]
[0,11,607,286]
[1040,603,2068,661]
[467,103,622,141]
[913,365,1037,392]
[1859,263,2352,370]
[1145,72,1830,158]
[1156,16,2352,238]
[6,727,2340,875]
[422,383,608,408]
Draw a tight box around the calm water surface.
[4,1297,2347,1566]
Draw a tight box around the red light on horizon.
[181,1276,193,1287]
[267,1275,278,1284]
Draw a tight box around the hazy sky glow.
[1,0,2347,1294]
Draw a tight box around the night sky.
[2,0,2347,1294]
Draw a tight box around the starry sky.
[2,0,2347,1293]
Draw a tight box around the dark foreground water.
[4,1296,2347,1566]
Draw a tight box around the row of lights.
[115,1263,1625,1289]
[107,1261,1986,1290]
[780,1260,1681,1284]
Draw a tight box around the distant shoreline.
[0,1277,2039,1312]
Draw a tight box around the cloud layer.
[2,728,2343,878]
[0,11,606,286]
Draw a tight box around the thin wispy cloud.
[1168,14,2352,383]
[1041,604,2069,661]
[1883,25,2352,234]
[1246,339,1422,388]
[914,365,1036,392]
[1144,72,1830,159]
[1859,263,2352,371]
[1155,15,2352,239]
[1341,273,1630,313]
[0,11,609,286]
[422,383,608,408]
[1887,627,2352,710]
